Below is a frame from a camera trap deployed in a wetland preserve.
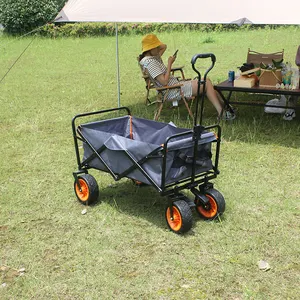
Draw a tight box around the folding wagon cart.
[72,54,226,233]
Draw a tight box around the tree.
[0,0,60,34]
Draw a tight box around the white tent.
[55,0,300,25]
[55,0,300,106]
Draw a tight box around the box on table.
[234,75,256,88]
[259,69,282,87]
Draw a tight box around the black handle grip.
[191,53,216,79]
[191,53,216,65]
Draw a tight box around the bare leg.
[191,79,223,116]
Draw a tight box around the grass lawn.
[0,27,299,299]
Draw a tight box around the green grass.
[0,27,300,299]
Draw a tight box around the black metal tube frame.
[215,81,300,111]
[72,107,131,171]
[72,106,221,199]
[76,124,220,195]
[160,123,221,197]
[72,106,165,191]
[77,127,164,189]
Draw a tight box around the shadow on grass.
[91,178,216,234]
[92,179,168,230]
[126,93,300,149]
[218,93,300,149]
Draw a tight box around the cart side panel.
[130,117,188,144]
[165,140,215,184]
[81,116,130,136]
[81,127,165,185]
[79,117,217,188]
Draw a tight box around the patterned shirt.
[140,55,187,101]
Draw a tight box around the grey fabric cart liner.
[80,116,216,186]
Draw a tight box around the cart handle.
[191,53,216,81]
[191,53,216,126]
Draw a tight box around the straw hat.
[142,34,163,53]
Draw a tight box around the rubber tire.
[195,188,225,220]
[165,200,193,234]
[74,174,99,205]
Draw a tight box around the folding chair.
[137,57,187,105]
[246,48,284,94]
[290,45,300,105]
[144,69,194,121]
[247,48,284,66]
[137,57,157,105]
[295,45,300,67]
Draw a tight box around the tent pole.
[115,23,121,108]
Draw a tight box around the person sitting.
[139,34,236,121]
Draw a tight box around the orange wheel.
[74,174,99,205]
[195,188,225,220]
[165,200,192,234]
[75,179,89,202]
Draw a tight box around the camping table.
[214,80,300,110]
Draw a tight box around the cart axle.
[191,187,210,206]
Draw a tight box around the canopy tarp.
[55,0,300,25]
